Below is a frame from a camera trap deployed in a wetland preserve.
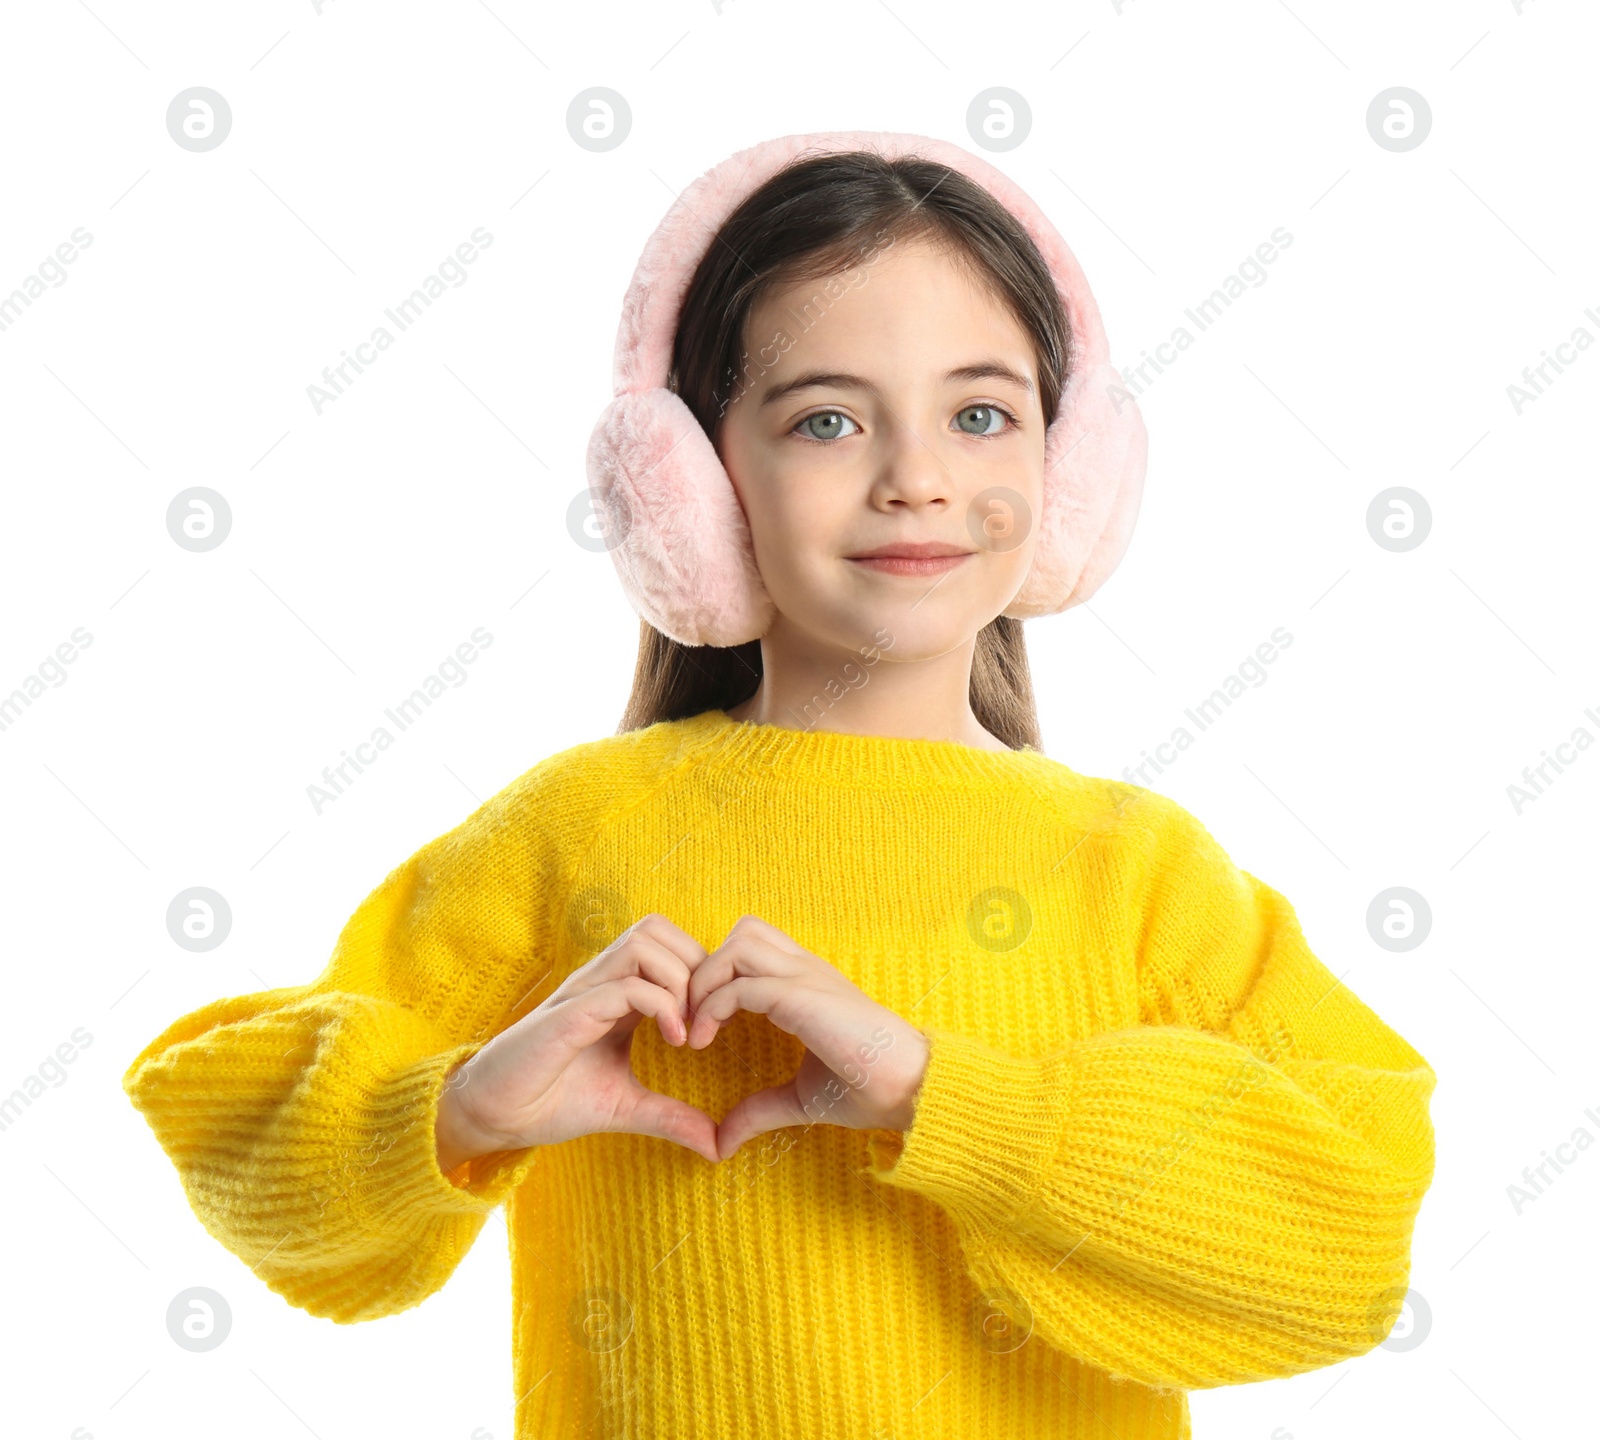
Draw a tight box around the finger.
[687,975,789,1049]
[562,975,689,1047]
[686,923,802,1021]
[570,917,707,1019]
[716,1082,811,1162]
[589,913,707,976]
[572,913,707,988]
[615,937,697,1021]
[618,912,710,971]
[616,1083,721,1165]
[717,913,800,950]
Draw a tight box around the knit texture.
[122,709,1437,1439]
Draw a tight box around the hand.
[438,913,720,1169]
[685,914,932,1161]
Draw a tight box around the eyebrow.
[758,360,1036,407]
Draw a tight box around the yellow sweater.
[122,709,1436,1439]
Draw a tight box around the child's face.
[715,237,1048,666]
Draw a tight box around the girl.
[123,131,1437,1440]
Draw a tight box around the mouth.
[844,542,977,577]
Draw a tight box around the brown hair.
[616,149,1075,752]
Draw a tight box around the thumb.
[612,1081,721,1165]
[716,1081,810,1162]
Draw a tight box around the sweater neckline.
[678,707,1049,788]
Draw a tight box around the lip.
[847,553,974,576]
[844,541,977,576]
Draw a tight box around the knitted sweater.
[122,709,1437,1439]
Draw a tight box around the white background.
[2,1,1593,1437]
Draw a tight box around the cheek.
[758,477,849,572]
[719,440,768,525]
[719,435,837,572]
[969,446,1044,553]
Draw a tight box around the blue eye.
[795,411,860,442]
[954,404,1013,436]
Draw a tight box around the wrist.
[435,1060,508,1174]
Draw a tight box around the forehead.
[744,237,1032,366]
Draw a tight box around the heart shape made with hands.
[607,911,932,1164]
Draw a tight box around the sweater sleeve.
[121,759,571,1325]
[863,793,1438,1391]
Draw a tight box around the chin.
[834,609,989,663]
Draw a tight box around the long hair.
[616,149,1075,752]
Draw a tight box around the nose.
[870,411,954,512]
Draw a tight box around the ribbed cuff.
[361,1043,538,1219]
[863,1029,1069,1230]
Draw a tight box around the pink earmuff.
[584,129,1148,649]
